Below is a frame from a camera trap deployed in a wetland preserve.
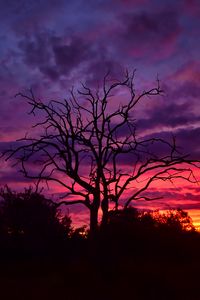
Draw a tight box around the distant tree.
[0,186,71,245]
[3,71,199,236]
[104,207,195,238]
[147,209,195,232]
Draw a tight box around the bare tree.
[3,71,199,235]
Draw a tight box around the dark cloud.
[18,31,62,80]
[0,171,33,185]
[122,10,178,40]
[170,81,200,100]
[139,126,200,159]
[136,102,200,131]
[117,9,181,60]
[19,32,52,67]
[185,186,200,193]
[53,37,90,70]
[176,203,200,210]
[184,0,200,18]
[174,127,200,158]
[17,29,123,85]
[143,189,200,202]
[85,58,123,86]
[0,0,66,36]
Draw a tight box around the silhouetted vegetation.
[0,187,72,257]
[0,188,200,299]
[103,207,195,238]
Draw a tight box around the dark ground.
[0,232,200,300]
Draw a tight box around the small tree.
[149,209,195,232]
[3,71,199,235]
[103,207,195,238]
[0,186,71,242]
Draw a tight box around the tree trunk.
[89,206,99,237]
[101,198,109,229]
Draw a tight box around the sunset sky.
[0,0,200,228]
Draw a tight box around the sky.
[0,0,200,228]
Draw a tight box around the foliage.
[105,206,195,235]
[0,186,72,244]
[145,208,195,232]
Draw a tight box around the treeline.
[0,187,200,300]
[0,186,198,255]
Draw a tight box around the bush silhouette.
[98,207,196,258]
[0,187,71,253]
[105,207,195,234]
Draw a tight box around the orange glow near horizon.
[187,210,200,231]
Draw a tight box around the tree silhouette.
[0,186,71,246]
[3,71,199,235]
[106,207,195,234]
